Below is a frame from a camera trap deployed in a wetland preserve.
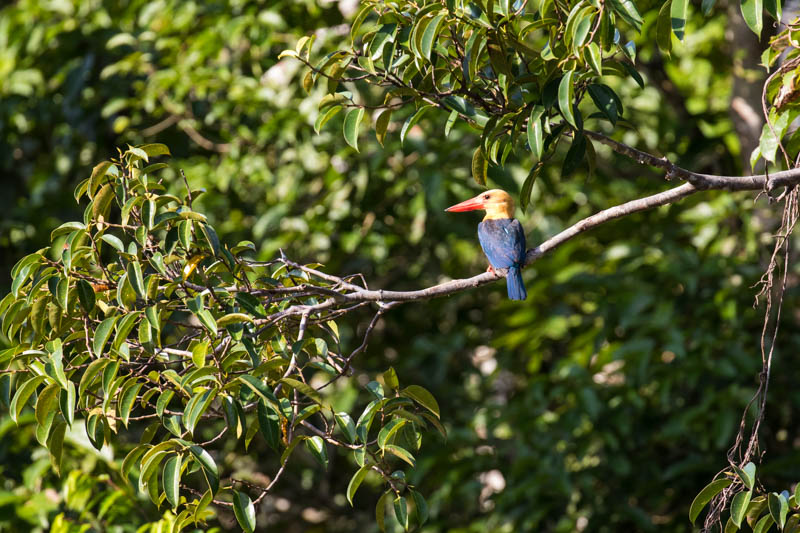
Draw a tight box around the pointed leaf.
[94,316,118,356]
[233,490,256,533]
[401,385,440,418]
[690,478,732,523]
[347,463,372,505]
[527,106,545,160]
[375,108,392,146]
[344,108,365,151]
[400,105,432,145]
[731,490,752,527]
[769,492,788,530]
[472,147,488,186]
[741,0,763,36]
[163,454,182,509]
[558,71,577,127]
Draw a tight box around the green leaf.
[384,444,416,467]
[689,478,732,523]
[56,276,69,310]
[163,454,182,509]
[94,316,118,356]
[315,105,341,134]
[119,381,142,428]
[50,221,86,241]
[376,491,390,532]
[764,0,781,20]
[59,382,75,428]
[587,84,621,124]
[520,163,542,214]
[47,419,66,476]
[753,514,774,533]
[10,375,45,424]
[795,477,800,507]
[657,0,673,55]
[343,107,365,151]
[586,42,603,76]
[472,147,488,186]
[79,358,109,398]
[741,0,763,36]
[113,311,141,351]
[257,399,281,451]
[562,133,587,176]
[279,377,324,405]
[733,462,756,490]
[233,490,256,533]
[607,0,644,31]
[411,490,429,526]
[200,223,220,256]
[196,309,218,336]
[378,418,408,449]
[731,490,752,527]
[420,13,446,60]
[127,261,146,299]
[36,382,61,427]
[92,184,115,221]
[671,0,688,40]
[181,441,219,494]
[184,389,217,435]
[375,108,392,146]
[335,412,357,443]
[76,279,96,313]
[401,385,440,418]
[383,367,399,390]
[400,105,432,145]
[768,492,788,530]
[347,463,372,505]
[394,496,408,530]
[138,143,171,157]
[305,435,328,468]
[558,71,576,128]
[238,375,278,404]
[527,105,545,160]
[100,234,125,253]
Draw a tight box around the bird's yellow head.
[444,189,515,220]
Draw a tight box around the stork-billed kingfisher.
[445,189,527,300]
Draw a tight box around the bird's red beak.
[445,195,485,212]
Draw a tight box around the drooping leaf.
[689,478,732,524]
[347,463,372,505]
[731,490,752,528]
[343,107,365,151]
[402,385,440,418]
[472,147,488,186]
[768,492,788,530]
[163,454,182,509]
[400,105,432,145]
[740,0,763,36]
[233,490,256,533]
[558,71,577,128]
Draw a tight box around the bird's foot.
[486,265,496,274]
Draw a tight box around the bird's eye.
[484,194,490,199]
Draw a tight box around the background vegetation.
[1,0,800,531]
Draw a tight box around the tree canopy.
[4,0,800,532]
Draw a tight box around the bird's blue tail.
[506,266,527,300]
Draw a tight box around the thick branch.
[584,130,800,192]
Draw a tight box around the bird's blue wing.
[478,219,526,269]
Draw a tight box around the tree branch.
[271,160,799,308]
[584,129,800,192]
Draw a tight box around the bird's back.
[477,218,526,269]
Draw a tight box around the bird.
[445,189,527,300]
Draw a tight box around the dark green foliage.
[3,0,800,532]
